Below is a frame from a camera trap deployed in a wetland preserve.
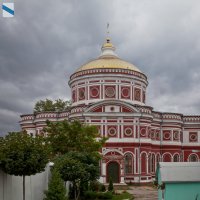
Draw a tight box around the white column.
[120,164,125,183]
[102,162,107,183]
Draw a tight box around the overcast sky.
[0,0,200,136]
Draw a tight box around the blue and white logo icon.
[2,3,14,17]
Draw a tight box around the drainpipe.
[138,117,141,185]
[161,182,165,200]
[162,189,165,200]
[160,125,163,162]
[181,129,184,162]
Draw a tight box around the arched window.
[125,153,133,174]
[151,154,156,173]
[189,154,198,162]
[141,153,147,173]
[156,154,160,163]
[155,154,160,171]
[148,153,151,173]
[163,153,172,162]
[173,154,179,162]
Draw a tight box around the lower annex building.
[20,37,200,184]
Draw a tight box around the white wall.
[0,164,51,200]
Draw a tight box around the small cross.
[107,23,110,36]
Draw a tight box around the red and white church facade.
[20,38,200,184]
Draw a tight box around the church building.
[20,37,200,184]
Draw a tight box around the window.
[163,153,172,162]
[156,154,160,171]
[125,153,133,174]
[151,154,155,172]
[189,132,198,142]
[141,153,147,173]
[173,154,179,162]
[189,154,198,162]
[148,154,151,173]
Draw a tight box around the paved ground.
[127,186,158,200]
[117,186,158,200]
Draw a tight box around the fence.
[0,164,51,200]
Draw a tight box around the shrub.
[108,177,114,192]
[98,192,112,199]
[99,184,106,192]
[84,191,98,199]
[43,169,67,200]
[89,180,100,191]
[83,191,112,200]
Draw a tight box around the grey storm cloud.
[0,0,200,135]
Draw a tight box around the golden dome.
[76,57,141,72]
[75,38,142,73]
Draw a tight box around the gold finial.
[101,23,115,50]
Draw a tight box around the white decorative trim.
[162,152,172,162]
[102,148,124,156]
[108,127,117,136]
[188,153,199,162]
[124,127,133,136]
[121,87,130,98]
[105,86,115,98]
[78,88,85,100]
[164,131,171,140]
[190,133,198,141]
[140,128,146,137]
[90,86,100,98]
[173,131,179,140]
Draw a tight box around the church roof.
[76,38,142,73]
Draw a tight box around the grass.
[112,191,134,200]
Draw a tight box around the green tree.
[54,154,87,200]
[34,99,71,113]
[0,132,49,200]
[0,136,4,165]
[34,99,55,112]
[54,151,103,200]
[45,120,106,156]
[108,177,114,192]
[54,99,71,112]
[100,184,106,192]
[44,169,67,200]
[44,120,107,199]
[67,151,100,182]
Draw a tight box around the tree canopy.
[34,99,71,113]
[54,152,99,200]
[0,132,50,200]
[45,120,106,157]
[44,168,67,200]
[44,120,107,200]
[0,131,49,176]
[54,151,100,183]
[0,120,106,200]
